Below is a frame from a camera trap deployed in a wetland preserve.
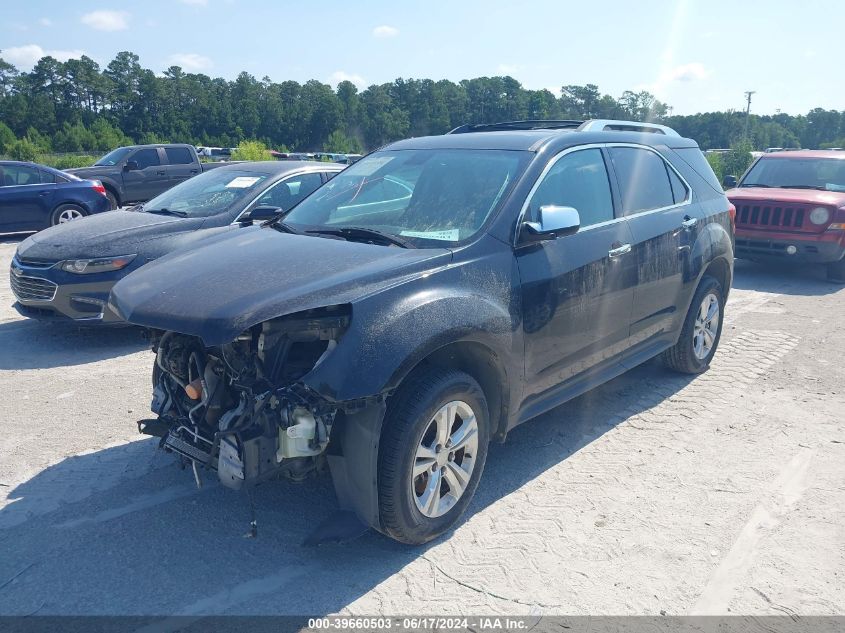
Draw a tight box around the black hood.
[17,211,206,260]
[64,167,107,179]
[110,226,452,346]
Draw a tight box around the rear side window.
[673,147,723,193]
[165,147,194,165]
[132,149,161,169]
[527,148,614,227]
[255,172,324,211]
[609,147,675,215]
[0,164,42,185]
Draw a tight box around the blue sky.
[1,0,842,116]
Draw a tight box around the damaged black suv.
[109,119,734,544]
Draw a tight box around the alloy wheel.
[693,292,720,360]
[58,208,84,223]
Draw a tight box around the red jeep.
[725,150,845,282]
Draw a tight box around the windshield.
[284,148,530,246]
[94,147,133,166]
[143,169,270,218]
[741,157,845,191]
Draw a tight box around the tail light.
[728,203,736,233]
[91,180,107,197]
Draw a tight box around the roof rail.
[447,120,583,134]
[577,119,680,137]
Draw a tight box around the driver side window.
[132,149,161,170]
[527,148,614,228]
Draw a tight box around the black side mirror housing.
[521,205,581,243]
[240,205,282,224]
[123,160,139,172]
[723,174,737,189]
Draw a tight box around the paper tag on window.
[399,229,460,241]
[225,177,261,188]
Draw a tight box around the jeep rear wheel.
[662,275,725,374]
[378,367,489,544]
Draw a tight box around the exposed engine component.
[141,306,350,495]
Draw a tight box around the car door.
[164,146,199,186]
[0,164,54,231]
[516,147,638,400]
[607,145,702,348]
[122,147,169,202]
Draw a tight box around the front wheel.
[662,275,725,374]
[378,367,489,544]
[50,204,87,226]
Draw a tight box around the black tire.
[826,257,845,284]
[662,275,725,374]
[105,190,119,210]
[378,366,490,544]
[49,203,87,226]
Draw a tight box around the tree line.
[1,51,844,161]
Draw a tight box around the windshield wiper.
[739,183,771,188]
[269,220,301,234]
[145,208,188,217]
[779,184,826,190]
[305,226,415,248]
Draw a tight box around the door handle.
[156,170,166,176]
[190,169,199,174]
[608,243,632,258]
[38,191,51,196]
[681,215,698,229]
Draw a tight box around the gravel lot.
[0,233,842,618]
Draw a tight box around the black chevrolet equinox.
[109,119,734,544]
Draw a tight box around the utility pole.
[743,90,756,141]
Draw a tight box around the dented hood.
[109,225,452,345]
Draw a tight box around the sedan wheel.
[50,204,87,226]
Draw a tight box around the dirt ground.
[0,233,842,617]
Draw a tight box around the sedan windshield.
[284,148,530,246]
[142,169,270,218]
[741,156,845,191]
[94,147,133,166]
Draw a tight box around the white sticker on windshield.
[399,229,460,241]
[225,176,261,189]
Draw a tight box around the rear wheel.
[378,367,489,544]
[826,257,845,284]
[662,275,724,374]
[50,204,87,226]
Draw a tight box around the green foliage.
[722,141,755,179]
[325,129,362,154]
[0,121,15,153]
[231,140,272,161]
[8,137,40,161]
[0,51,843,155]
[706,153,724,186]
[42,154,98,169]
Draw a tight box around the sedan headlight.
[61,254,137,274]
[809,207,830,225]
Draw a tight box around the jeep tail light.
[91,180,107,197]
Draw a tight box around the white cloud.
[329,71,367,89]
[3,44,86,68]
[39,18,52,27]
[665,62,711,82]
[372,25,399,38]
[179,0,208,5]
[497,63,522,75]
[81,10,129,31]
[167,53,213,71]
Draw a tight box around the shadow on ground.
[732,258,843,296]
[0,356,693,618]
[0,319,146,369]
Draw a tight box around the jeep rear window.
[741,157,845,191]
[284,148,531,246]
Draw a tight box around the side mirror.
[123,160,139,172]
[521,205,580,242]
[723,174,737,188]
[240,205,282,224]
